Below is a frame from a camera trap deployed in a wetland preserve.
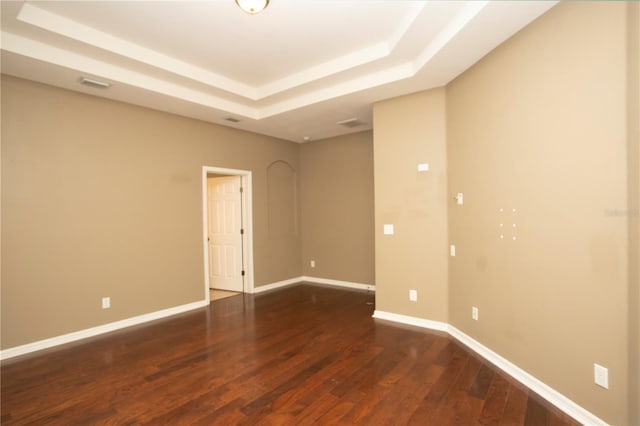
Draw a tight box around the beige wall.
[372,2,636,424]
[266,159,302,278]
[373,88,449,321]
[628,3,640,424]
[1,75,301,349]
[299,131,374,284]
[446,3,630,424]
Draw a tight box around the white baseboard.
[2,278,371,359]
[302,276,375,292]
[253,276,376,294]
[447,326,607,426]
[372,310,447,331]
[372,311,607,426]
[251,277,302,293]
[0,300,209,361]
[2,286,604,425]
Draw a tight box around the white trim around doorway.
[202,166,255,301]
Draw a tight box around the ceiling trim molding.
[17,3,257,99]
[16,2,432,103]
[6,2,482,120]
[0,1,559,142]
[413,1,489,71]
[0,32,258,118]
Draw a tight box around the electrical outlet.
[594,364,609,389]
[472,306,479,321]
[409,290,417,302]
[102,297,111,309]
[310,260,315,268]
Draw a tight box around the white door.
[208,176,244,292]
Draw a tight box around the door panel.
[208,176,243,292]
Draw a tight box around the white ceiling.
[0,0,557,143]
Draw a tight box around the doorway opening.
[202,166,254,303]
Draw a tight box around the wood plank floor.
[1,284,582,425]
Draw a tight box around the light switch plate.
[409,290,417,301]
[594,364,609,389]
[450,244,456,257]
[417,163,429,172]
[383,224,394,235]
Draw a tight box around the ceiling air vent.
[79,77,110,89]
[336,118,363,128]
[223,117,242,123]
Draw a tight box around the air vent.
[79,77,110,89]
[224,117,241,123]
[336,118,364,128]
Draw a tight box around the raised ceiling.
[0,1,557,142]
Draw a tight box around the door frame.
[202,166,254,302]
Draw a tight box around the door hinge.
[241,270,245,276]
[240,228,244,235]
[240,186,244,194]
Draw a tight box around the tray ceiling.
[0,1,557,142]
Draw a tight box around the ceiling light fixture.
[235,0,269,14]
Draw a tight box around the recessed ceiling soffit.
[1,1,488,120]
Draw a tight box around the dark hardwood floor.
[1,284,581,425]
